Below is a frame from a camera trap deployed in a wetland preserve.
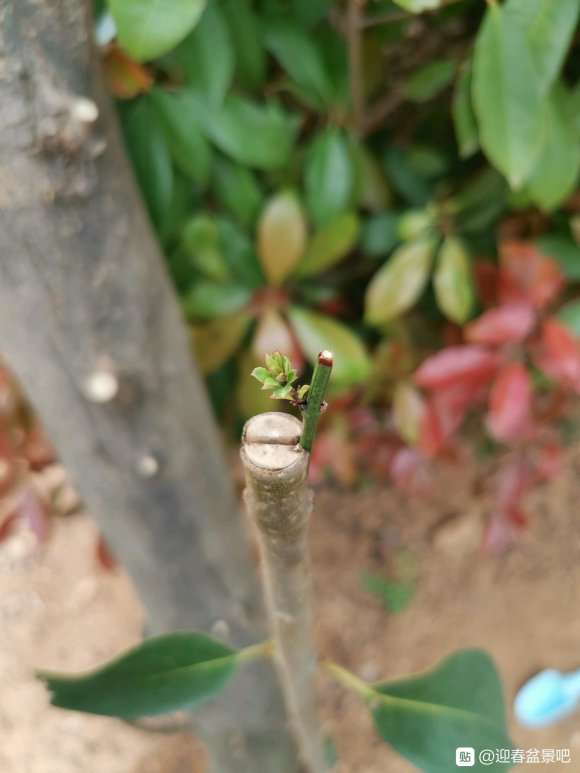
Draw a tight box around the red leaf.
[96,535,117,572]
[495,457,534,511]
[473,262,499,307]
[465,304,535,346]
[414,346,500,390]
[486,363,532,442]
[418,381,483,457]
[534,318,580,390]
[389,447,433,496]
[499,240,564,309]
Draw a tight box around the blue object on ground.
[514,668,580,727]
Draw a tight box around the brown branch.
[347,0,367,136]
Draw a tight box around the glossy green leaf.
[434,236,474,324]
[506,0,580,96]
[558,301,580,336]
[472,4,545,189]
[288,307,371,387]
[170,2,234,105]
[353,144,392,212]
[121,99,173,230]
[39,632,237,718]
[536,235,580,279]
[406,60,455,103]
[383,147,432,207]
[149,89,212,188]
[365,239,435,326]
[371,650,512,772]
[193,313,251,374]
[180,215,230,282]
[526,85,580,212]
[217,218,265,289]
[258,192,307,286]
[212,157,263,229]
[183,281,251,320]
[265,21,333,108]
[305,129,355,226]
[452,62,479,159]
[297,213,360,278]
[109,0,206,61]
[293,0,335,27]
[222,0,266,91]
[361,214,400,257]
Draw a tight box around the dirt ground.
[3,449,580,772]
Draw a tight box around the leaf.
[109,0,206,61]
[265,21,333,108]
[392,0,444,11]
[487,363,532,443]
[103,45,153,100]
[237,349,278,418]
[211,157,263,229]
[419,382,482,456]
[534,317,580,390]
[465,304,536,346]
[169,2,234,105]
[452,61,479,158]
[433,236,474,324]
[526,85,580,212]
[505,0,580,96]
[499,240,564,310]
[39,632,237,718]
[121,99,173,230]
[352,144,392,212]
[222,0,266,91]
[405,60,455,103]
[217,218,266,289]
[183,281,251,320]
[415,346,500,390]
[288,307,371,387]
[193,313,250,374]
[536,235,580,280]
[258,192,307,286]
[365,238,435,326]
[361,214,400,257]
[371,649,512,772]
[304,128,355,227]
[293,0,335,27]
[149,89,212,188]
[296,213,359,278]
[558,300,580,336]
[392,381,425,445]
[253,309,301,366]
[180,215,230,281]
[472,4,545,189]
[361,572,415,615]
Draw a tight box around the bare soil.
[3,449,580,772]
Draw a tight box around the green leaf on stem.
[304,128,355,226]
[222,0,266,91]
[296,213,360,278]
[258,192,307,286]
[433,236,474,324]
[109,0,206,61]
[405,60,455,103]
[39,633,238,718]
[452,61,479,159]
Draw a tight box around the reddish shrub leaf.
[473,262,499,307]
[96,535,118,572]
[533,317,580,390]
[418,382,482,457]
[0,511,19,543]
[389,447,433,496]
[494,456,534,511]
[465,304,535,346]
[414,346,500,390]
[499,240,564,309]
[486,363,532,442]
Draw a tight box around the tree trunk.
[0,1,299,770]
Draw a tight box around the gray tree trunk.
[0,1,299,770]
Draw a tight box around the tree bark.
[0,1,299,770]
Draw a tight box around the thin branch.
[241,412,329,773]
[361,0,466,28]
[347,0,367,136]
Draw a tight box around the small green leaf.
[180,215,230,282]
[472,4,545,189]
[558,300,580,336]
[121,99,173,231]
[353,144,392,213]
[169,2,234,105]
[434,236,474,324]
[297,213,360,278]
[371,650,512,772]
[536,235,580,280]
[222,0,266,91]
[305,128,355,226]
[109,0,206,61]
[39,632,237,718]
[217,219,266,290]
[258,192,307,286]
[365,238,435,326]
[183,281,251,320]
[265,21,333,108]
[526,85,580,212]
[361,214,400,257]
[149,89,212,188]
[271,384,295,400]
[288,307,371,387]
[251,366,271,385]
[405,60,455,103]
[505,0,580,96]
[361,573,416,615]
[212,158,263,229]
[452,61,479,159]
